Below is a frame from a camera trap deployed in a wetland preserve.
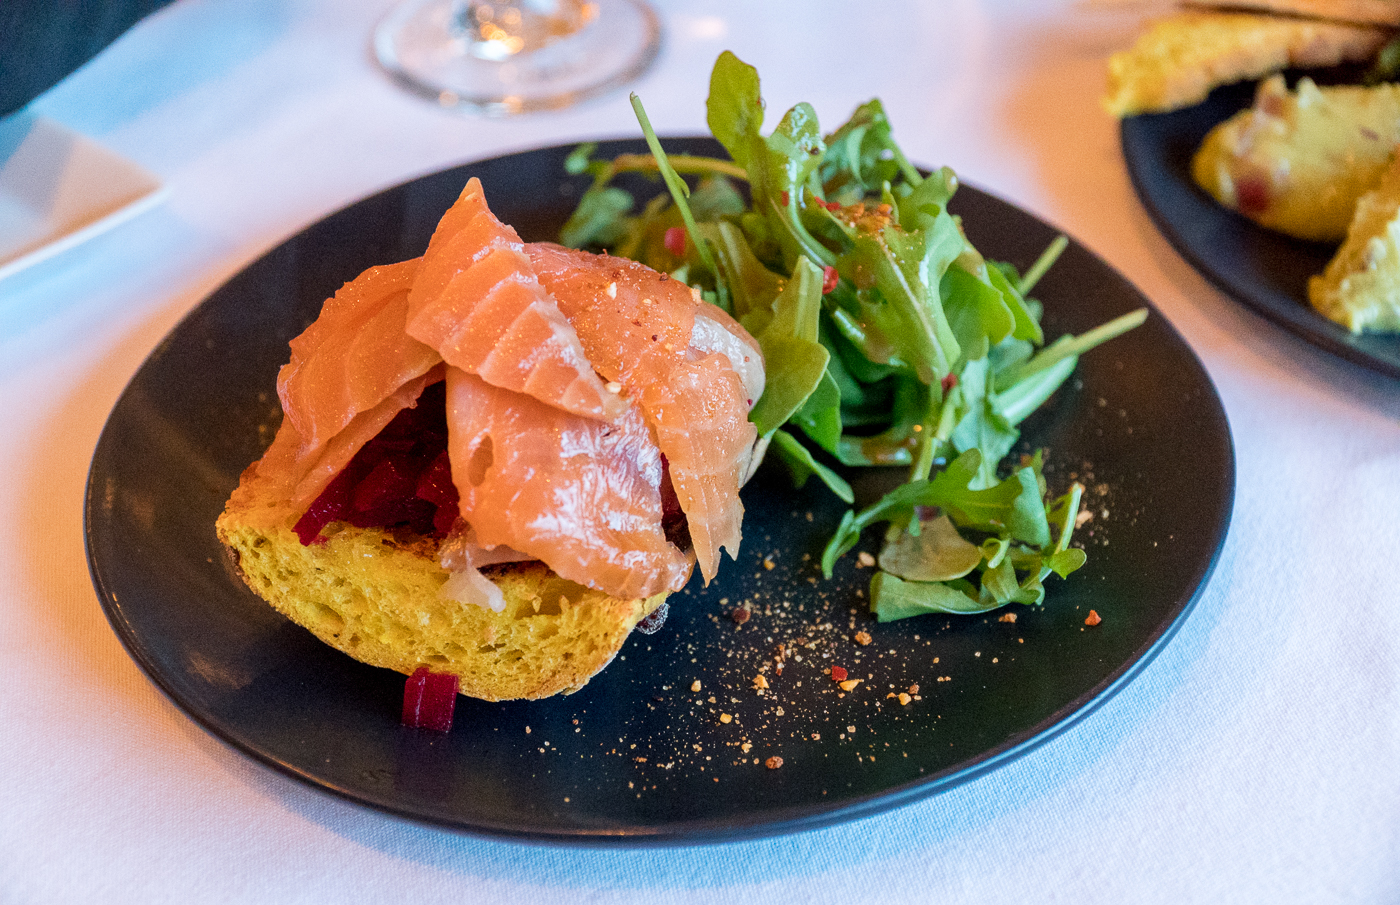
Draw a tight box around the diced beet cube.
[658,456,690,549]
[430,500,460,538]
[349,498,434,534]
[353,457,417,513]
[402,666,458,732]
[415,449,457,507]
[417,449,460,537]
[292,379,462,546]
[293,467,357,544]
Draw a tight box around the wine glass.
[373,0,662,116]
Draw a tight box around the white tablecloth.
[4,1,1398,901]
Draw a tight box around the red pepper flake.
[731,607,751,624]
[830,665,848,683]
[402,667,458,732]
[765,756,784,769]
[941,372,958,394]
[780,190,790,206]
[663,226,686,257]
[1085,610,1102,626]
[821,265,838,294]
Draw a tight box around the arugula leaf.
[871,572,996,620]
[631,93,730,311]
[877,514,983,582]
[561,50,1144,622]
[559,185,635,249]
[704,221,784,332]
[791,368,843,454]
[769,429,853,503]
[834,220,961,384]
[747,256,830,437]
[706,51,765,171]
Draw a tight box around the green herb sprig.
[559,51,1145,620]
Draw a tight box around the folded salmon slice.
[254,365,445,521]
[527,243,760,582]
[251,259,444,516]
[444,366,693,600]
[405,178,624,423]
[277,258,440,456]
[253,182,762,600]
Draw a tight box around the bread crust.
[1105,10,1391,116]
[216,464,667,701]
[1184,0,1400,27]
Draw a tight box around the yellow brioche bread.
[1309,150,1400,333]
[216,467,668,701]
[1104,10,1391,116]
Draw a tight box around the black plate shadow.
[86,138,1234,844]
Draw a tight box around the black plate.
[85,138,1234,844]
[1121,76,1400,379]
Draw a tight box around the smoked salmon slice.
[527,243,760,582]
[251,180,763,601]
[444,366,693,600]
[251,259,444,518]
[638,354,754,584]
[405,178,624,423]
[252,365,445,522]
[276,258,440,460]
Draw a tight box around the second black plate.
[86,138,1234,844]
[1121,77,1400,379]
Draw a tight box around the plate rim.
[85,137,1236,845]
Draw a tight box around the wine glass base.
[374,0,662,116]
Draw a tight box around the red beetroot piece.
[293,381,460,544]
[402,666,458,732]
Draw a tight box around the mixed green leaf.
[560,51,1146,621]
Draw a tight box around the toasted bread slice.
[1183,0,1400,27]
[216,466,667,701]
[1105,10,1390,116]
[1309,150,1400,333]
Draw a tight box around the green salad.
[560,52,1145,622]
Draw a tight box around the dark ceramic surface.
[85,138,1234,844]
[1120,77,1400,379]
